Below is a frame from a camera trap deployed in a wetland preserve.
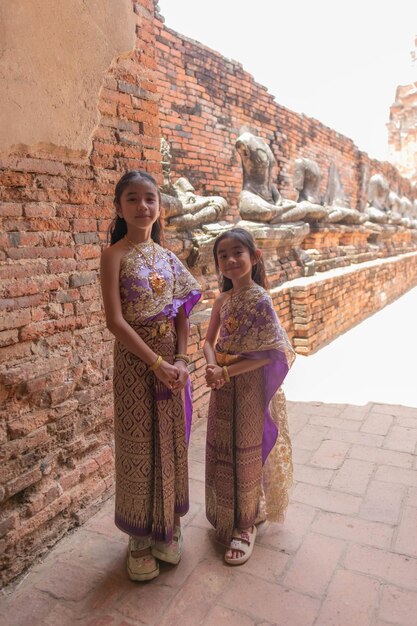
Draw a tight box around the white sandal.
[127,536,159,581]
[224,526,257,566]
[151,525,183,565]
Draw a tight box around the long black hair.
[108,170,163,245]
[213,227,268,292]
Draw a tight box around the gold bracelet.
[222,365,230,383]
[149,355,163,371]
[174,353,190,364]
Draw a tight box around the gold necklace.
[216,284,255,366]
[125,236,167,296]
[224,284,253,333]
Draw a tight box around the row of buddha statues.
[160,133,417,232]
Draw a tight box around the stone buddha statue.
[365,174,390,224]
[160,137,185,219]
[388,190,402,213]
[160,138,228,230]
[389,191,410,227]
[413,200,417,224]
[323,162,366,224]
[168,177,228,230]
[400,195,417,228]
[293,157,328,221]
[235,132,307,223]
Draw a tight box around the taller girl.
[204,227,295,565]
[100,170,200,581]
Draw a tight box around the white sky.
[158,0,417,162]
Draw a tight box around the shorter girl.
[203,227,295,564]
[100,170,201,581]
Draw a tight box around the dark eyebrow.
[218,244,243,252]
[125,191,156,198]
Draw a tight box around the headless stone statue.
[293,158,328,221]
[323,162,366,224]
[389,191,410,227]
[235,132,306,223]
[400,195,417,228]
[168,177,227,230]
[160,138,228,230]
[400,195,413,218]
[160,138,185,219]
[234,132,313,276]
[388,190,402,213]
[365,174,390,224]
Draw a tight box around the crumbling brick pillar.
[0,0,162,586]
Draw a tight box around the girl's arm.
[204,293,271,386]
[203,296,222,365]
[204,296,229,389]
[174,304,189,357]
[226,356,271,377]
[205,354,272,386]
[172,304,189,391]
[100,247,179,387]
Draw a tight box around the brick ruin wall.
[154,20,415,214]
[191,250,417,421]
[0,0,162,586]
[283,251,417,354]
[1,4,417,587]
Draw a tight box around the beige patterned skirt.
[205,367,292,545]
[113,320,188,543]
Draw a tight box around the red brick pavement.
[1,400,417,626]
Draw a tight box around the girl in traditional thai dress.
[203,227,295,565]
[100,170,201,581]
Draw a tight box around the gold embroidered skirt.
[205,368,292,545]
[113,320,188,543]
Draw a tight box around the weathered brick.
[0,513,19,538]
[0,356,69,386]
[0,202,23,217]
[8,412,49,438]
[0,329,18,347]
[6,468,43,498]
[69,271,97,288]
[0,308,32,332]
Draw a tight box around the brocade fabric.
[206,283,294,545]
[114,243,200,542]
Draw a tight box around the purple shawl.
[216,283,295,462]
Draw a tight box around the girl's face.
[216,236,256,286]
[116,179,160,235]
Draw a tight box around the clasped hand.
[155,360,188,392]
[205,364,226,390]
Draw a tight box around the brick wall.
[286,251,417,354]
[155,21,415,212]
[0,0,161,586]
[188,251,417,421]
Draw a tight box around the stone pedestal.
[366,223,417,258]
[301,223,377,271]
[391,226,415,253]
[236,220,311,285]
[165,220,312,307]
